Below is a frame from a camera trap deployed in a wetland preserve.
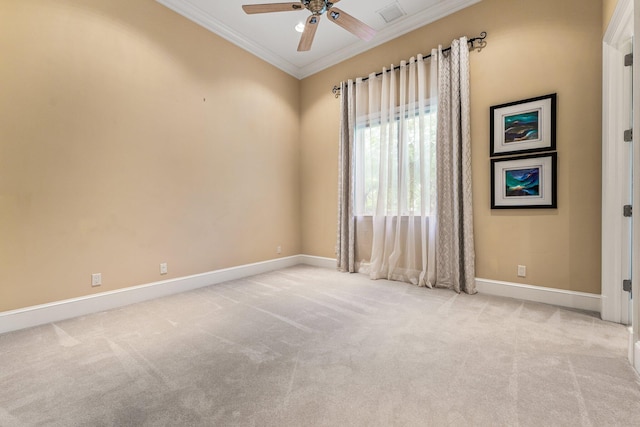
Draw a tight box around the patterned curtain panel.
[337,37,476,294]
[337,80,356,273]
[435,38,476,294]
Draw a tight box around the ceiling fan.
[242,0,376,52]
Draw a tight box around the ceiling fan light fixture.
[242,0,377,51]
[306,0,328,15]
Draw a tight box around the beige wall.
[300,0,603,294]
[0,0,605,312]
[0,0,301,311]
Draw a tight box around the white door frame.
[602,0,634,325]
[633,0,640,372]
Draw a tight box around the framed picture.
[490,93,556,157]
[491,153,557,209]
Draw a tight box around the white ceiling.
[155,0,481,79]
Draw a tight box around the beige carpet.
[1,265,639,426]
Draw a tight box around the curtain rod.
[331,31,487,98]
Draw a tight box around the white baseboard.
[475,278,601,313]
[629,327,634,365]
[0,255,312,335]
[0,257,601,335]
[298,254,336,269]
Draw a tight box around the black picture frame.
[491,152,557,209]
[490,93,557,157]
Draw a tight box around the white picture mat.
[493,97,553,155]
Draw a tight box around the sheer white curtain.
[359,54,438,286]
[337,37,476,294]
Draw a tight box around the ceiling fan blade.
[297,14,320,51]
[242,2,303,14]
[327,7,376,41]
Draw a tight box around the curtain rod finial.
[470,31,487,52]
[332,85,341,98]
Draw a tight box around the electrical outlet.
[160,263,168,275]
[91,273,102,287]
[517,265,527,278]
[276,245,282,254]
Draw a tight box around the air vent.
[377,2,406,24]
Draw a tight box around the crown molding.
[298,0,482,78]
[156,0,302,78]
[156,0,482,80]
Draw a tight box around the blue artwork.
[505,168,540,197]
[504,111,539,143]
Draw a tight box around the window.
[354,105,436,216]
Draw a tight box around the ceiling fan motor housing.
[302,0,333,15]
